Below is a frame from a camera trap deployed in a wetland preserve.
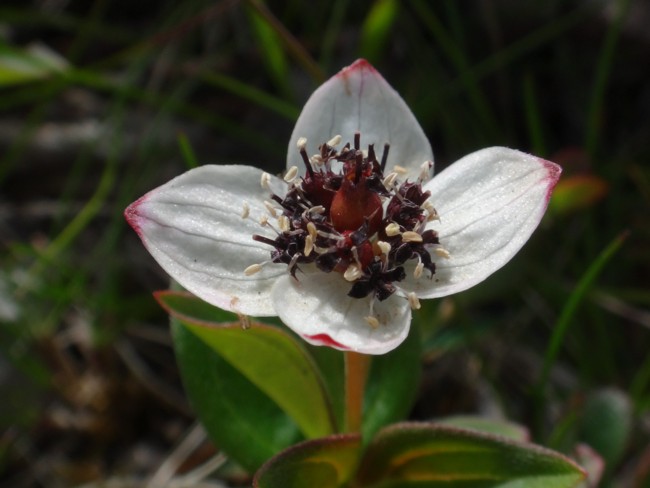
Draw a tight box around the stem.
[344,351,371,433]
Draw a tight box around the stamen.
[296,137,307,150]
[344,263,363,282]
[244,263,265,276]
[284,166,299,182]
[354,132,360,150]
[310,154,324,166]
[402,231,423,243]
[287,253,301,277]
[241,202,250,219]
[377,240,391,256]
[385,222,401,236]
[260,172,271,190]
[355,151,363,183]
[422,201,439,221]
[364,315,380,328]
[393,165,408,175]
[308,205,326,214]
[351,246,362,267]
[300,147,314,177]
[278,215,290,232]
[407,292,421,310]
[258,216,281,236]
[307,222,318,240]
[304,235,314,257]
[264,201,278,218]
[327,134,342,147]
[317,230,344,241]
[313,244,332,254]
[383,172,398,189]
[435,247,451,259]
[368,144,376,163]
[380,143,390,171]
[414,262,424,279]
[418,160,433,181]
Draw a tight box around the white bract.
[125,59,561,355]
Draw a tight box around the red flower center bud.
[330,178,383,234]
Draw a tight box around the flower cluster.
[125,59,560,354]
[249,131,442,315]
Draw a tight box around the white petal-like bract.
[401,147,560,299]
[287,59,433,180]
[271,272,411,355]
[126,165,285,316]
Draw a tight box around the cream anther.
[310,154,324,166]
[393,165,408,175]
[385,222,401,236]
[241,202,250,219]
[307,222,317,240]
[407,292,421,310]
[284,166,299,182]
[244,263,264,276]
[297,137,307,150]
[419,160,433,181]
[383,172,398,189]
[414,262,424,279]
[304,235,314,257]
[364,315,380,328]
[260,172,271,190]
[278,215,290,232]
[327,134,342,147]
[422,201,439,221]
[435,247,451,259]
[264,201,278,218]
[402,231,423,243]
[308,205,326,214]
[377,240,391,255]
[344,263,363,282]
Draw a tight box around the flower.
[125,59,561,355]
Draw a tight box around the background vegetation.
[0,0,648,486]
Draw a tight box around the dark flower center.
[252,132,440,302]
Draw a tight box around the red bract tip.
[124,195,147,238]
[540,159,563,204]
[335,59,377,81]
[305,333,349,350]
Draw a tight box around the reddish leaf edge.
[357,421,587,484]
[253,433,362,488]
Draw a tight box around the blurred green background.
[0,0,648,486]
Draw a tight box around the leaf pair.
[254,423,586,488]
[159,290,420,472]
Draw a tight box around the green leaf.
[306,345,346,433]
[363,321,421,441]
[437,416,530,442]
[171,318,302,472]
[159,291,336,440]
[253,434,362,488]
[356,422,586,488]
